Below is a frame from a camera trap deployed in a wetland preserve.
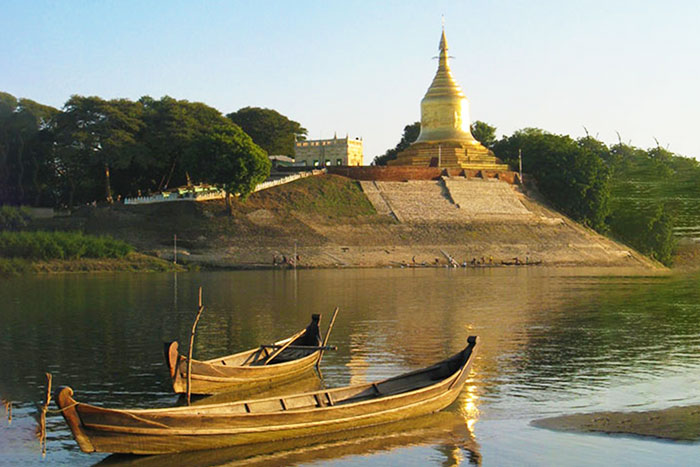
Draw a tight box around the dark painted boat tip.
[163,341,179,379]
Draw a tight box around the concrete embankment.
[35,174,660,270]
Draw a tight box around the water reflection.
[1,268,699,465]
[95,410,479,467]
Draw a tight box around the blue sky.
[3,0,700,162]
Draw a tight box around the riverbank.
[532,405,700,442]
[28,174,664,271]
[0,252,184,275]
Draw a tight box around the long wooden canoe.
[56,336,479,455]
[164,314,325,395]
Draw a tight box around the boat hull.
[57,336,479,455]
[165,314,323,395]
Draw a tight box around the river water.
[1,268,700,466]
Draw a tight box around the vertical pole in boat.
[173,234,177,265]
[294,240,297,270]
[186,287,205,405]
[317,307,339,371]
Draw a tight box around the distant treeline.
[0,92,306,209]
[375,123,695,265]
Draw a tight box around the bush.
[0,257,30,275]
[0,231,133,260]
[608,202,676,266]
[0,206,32,231]
[493,129,611,232]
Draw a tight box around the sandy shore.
[532,405,700,441]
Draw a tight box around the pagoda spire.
[438,26,448,68]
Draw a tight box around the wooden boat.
[164,314,328,395]
[94,411,476,466]
[56,336,479,455]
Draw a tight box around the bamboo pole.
[186,287,205,405]
[2,398,11,425]
[38,373,51,457]
[317,307,339,370]
[264,328,307,365]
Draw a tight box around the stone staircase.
[442,177,532,218]
[360,177,534,222]
[358,181,396,219]
[374,180,461,222]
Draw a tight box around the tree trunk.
[225,191,233,216]
[104,164,113,203]
[16,135,25,203]
[163,157,177,190]
[68,179,75,211]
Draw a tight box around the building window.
[301,160,307,166]
[336,159,342,165]
[313,160,319,167]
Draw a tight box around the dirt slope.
[36,174,660,270]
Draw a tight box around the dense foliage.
[0,206,32,231]
[0,92,280,208]
[185,123,270,212]
[608,202,675,265]
[0,92,59,206]
[227,107,307,156]
[0,231,133,260]
[470,121,497,148]
[494,129,612,232]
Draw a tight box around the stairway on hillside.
[442,177,532,218]
[360,177,535,223]
[373,180,463,222]
[358,181,396,218]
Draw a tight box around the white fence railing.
[123,170,325,205]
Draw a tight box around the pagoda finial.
[438,23,449,69]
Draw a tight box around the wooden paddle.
[316,307,339,370]
[260,344,337,351]
[263,327,307,365]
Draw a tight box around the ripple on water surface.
[1,268,699,465]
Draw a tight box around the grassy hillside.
[32,174,384,253]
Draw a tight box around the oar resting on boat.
[164,314,333,395]
[56,336,479,455]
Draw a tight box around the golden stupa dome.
[414,29,480,145]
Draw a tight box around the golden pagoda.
[389,28,509,170]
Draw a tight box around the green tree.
[373,122,420,166]
[185,122,270,214]
[0,92,59,205]
[53,96,143,205]
[470,121,497,148]
[139,96,227,192]
[493,128,611,231]
[226,107,306,156]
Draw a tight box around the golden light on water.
[461,381,480,434]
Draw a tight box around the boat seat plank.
[285,395,318,410]
[247,399,285,413]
